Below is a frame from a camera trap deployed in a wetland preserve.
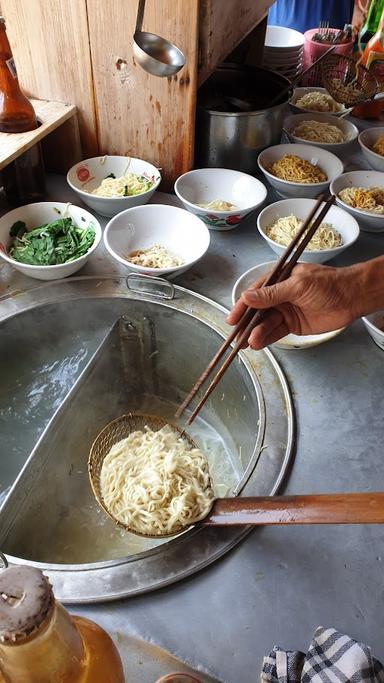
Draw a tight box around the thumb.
[241,280,291,309]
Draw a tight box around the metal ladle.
[133,0,186,77]
[89,413,384,538]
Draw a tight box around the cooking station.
[0,158,383,681]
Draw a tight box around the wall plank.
[86,0,199,190]
[198,0,274,85]
[0,0,97,157]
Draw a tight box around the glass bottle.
[0,16,45,206]
[360,7,384,88]
[0,563,125,683]
[359,0,384,52]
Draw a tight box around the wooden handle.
[201,493,384,526]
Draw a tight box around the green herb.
[105,173,116,179]
[124,185,129,196]
[8,217,96,266]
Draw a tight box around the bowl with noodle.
[174,168,267,231]
[330,170,384,232]
[289,87,349,117]
[284,113,359,154]
[257,197,359,264]
[232,260,345,349]
[358,127,384,173]
[104,203,210,278]
[67,155,161,217]
[257,143,344,199]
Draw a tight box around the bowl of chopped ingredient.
[358,127,384,173]
[284,113,359,154]
[257,143,343,199]
[289,87,349,117]
[104,203,210,278]
[362,311,384,351]
[67,155,161,217]
[257,197,359,263]
[330,170,384,232]
[232,260,345,348]
[174,168,267,230]
[0,202,101,280]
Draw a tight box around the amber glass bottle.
[0,564,125,683]
[0,16,45,205]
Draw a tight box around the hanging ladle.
[133,0,186,77]
[89,413,384,538]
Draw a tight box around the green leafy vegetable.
[8,217,96,266]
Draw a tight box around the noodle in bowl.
[284,113,359,154]
[257,197,360,264]
[358,127,384,173]
[330,170,384,232]
[67,156,161,217]
[257,143,344,199]
[289,87,349,117]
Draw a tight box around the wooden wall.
[1,0,272,188]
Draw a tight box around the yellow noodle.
[295,91,342,113]
[372,136,384,157]
[126,244,183,268]
[100,425,214,536]
[197,199,237,211]
[338,186,384,214]
[292,120,345,144]
[265,214,342,251]
[268,154,327,184]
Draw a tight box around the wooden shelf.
[0,99,79,171]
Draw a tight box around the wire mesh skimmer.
[321,53,379,106]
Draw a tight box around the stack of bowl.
[262,25,304,82]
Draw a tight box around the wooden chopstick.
[176,195,336,425]
[175,196,325,421]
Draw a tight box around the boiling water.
[4,397,242,565]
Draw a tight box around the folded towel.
[261,626,384,682]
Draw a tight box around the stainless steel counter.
[1,140,384,682]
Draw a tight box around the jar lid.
[0,565,54,644]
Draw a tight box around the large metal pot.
[195,65,291,175]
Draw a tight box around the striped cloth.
[261,626,384,683]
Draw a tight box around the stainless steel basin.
[0,277,294,602]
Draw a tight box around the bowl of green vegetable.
[67,156,161,217]
[0,202,102,280]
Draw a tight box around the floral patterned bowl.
[174,168,267,231]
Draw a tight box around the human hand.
[226,262,362,349]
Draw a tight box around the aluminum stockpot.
[194,65,291,175]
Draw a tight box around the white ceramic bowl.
[330,170,384,232]
[0,202,101,280]
[284,113,359,154]
[358,127,384,172]
[257,143,344,199]
[232,261,344,349]
[257,197,360,263]
[289,87,349,117]
[174,168,267,231]
[104,203,210,278]
[67,156,161,217]
[362,311,384,351]
[265,25,305,50]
